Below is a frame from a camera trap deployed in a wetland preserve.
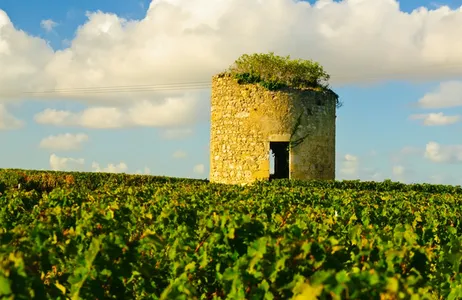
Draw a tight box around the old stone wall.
[209,73,336,185]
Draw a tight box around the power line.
[26,81,213,92]
[0,81,213,97]
[23,83,213,95]
[1,62,462,96]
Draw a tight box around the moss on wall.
[209,73,336,185]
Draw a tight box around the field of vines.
[1,168,461,299]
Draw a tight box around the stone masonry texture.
[209,73,337,185]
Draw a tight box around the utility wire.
[23,83,213,95]
[0,81,213,97]
[26,81,213,92]
[1,62,462,97]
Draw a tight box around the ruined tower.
[209,53,339,185]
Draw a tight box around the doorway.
[269,142,290,180]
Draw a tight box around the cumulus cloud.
[33,95,205,128]
[6,0,462,132]
[409,112,460,126]
[0,104,24,130]
[424,141,462,163]
[49,153,85,171]
[172,150,187,159]
[39,133,89,151]
[0,10,53,100]
[92,161,128,173]
[193,164,205,175]
[5,0,462,107]
[417,81,462,108]
[40,19,58,32]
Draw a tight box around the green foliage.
[228,52,331,91]
[1,169,462,299]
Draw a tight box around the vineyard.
[1,169,461,299]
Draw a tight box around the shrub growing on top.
[227,52,331,91]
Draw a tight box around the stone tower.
[209,58,338,185]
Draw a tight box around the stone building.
[209,72,338,185]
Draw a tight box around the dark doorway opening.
[269,142,290,180]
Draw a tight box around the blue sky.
[2,0,462,184]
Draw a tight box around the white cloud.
[160,128,194,139]
[338,153,390,182]
[50,1,462,85]
[424,141,462,163]
[33,95,205,128]
[391,164,411,182]
[0,11,53,101]
[417,81,462,108]
[49,153,85,171]
[39,133,89,151]
[339,154,359,178]
[344,154,357,162]
[0,104,24,130]
[172,150,187,158]
[92,161,128,173]
[5,0,462,109]
[193,164,205,175]
[6,0,462,136]
[33,109,75,126]
[0,10,9,28]
[40,19,58,32]
[409,112,460,126]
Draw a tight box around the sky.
[2,0,462,184]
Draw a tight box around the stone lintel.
[268,134,291,142]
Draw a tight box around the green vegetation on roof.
[227,52,329,90]
[225,52,341,107]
